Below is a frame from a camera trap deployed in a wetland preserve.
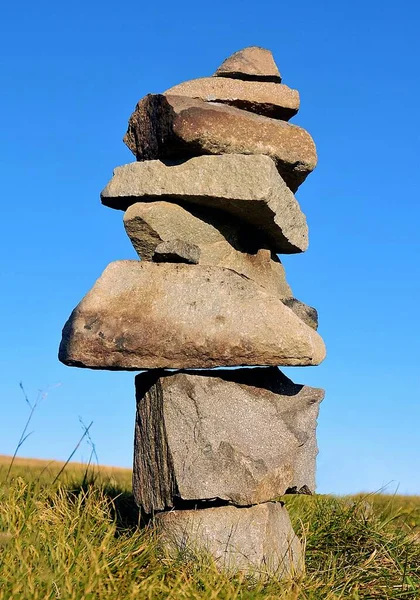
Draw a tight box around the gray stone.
[102,155,309,254]
[123,200,232,261]
[58,261,326,370]
[214,46,282,83]
[133,368,325,512]
[123,200,292,297]
[154,502,303,577]
[283,298,319,330]
[123,95,317,192]
[123,201,318,327]
[153,239,201,264]
[164,77,299,120]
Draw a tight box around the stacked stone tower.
[59,47,326,577]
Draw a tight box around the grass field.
[1,456,420,599]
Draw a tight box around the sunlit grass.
[0,457,419,599]
[0,454,132,489]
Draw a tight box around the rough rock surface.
[164,77,299,120]
[133,368,325,512]
[58,261,326,370]
[123,201,292,297]
[123,95,317,191]
[153,239,201,264]
[123,201,318,327]
[283,298,318,330]
[102,155,309,253]
[154,502,302,576]
[214,46,282,83]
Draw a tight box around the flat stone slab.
[133,368,325,512]
[123,95,317,191]
[155,502,303,577]
[164,77,299,120]
[214,46,282,83]
[102,155,309,253]
[58,261,326,370]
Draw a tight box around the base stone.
[154,502,303,577]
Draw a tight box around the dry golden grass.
[0,454,130,472]
[0,454,132,489]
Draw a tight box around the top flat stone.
[164,77,299,120]
[215,46,281,83]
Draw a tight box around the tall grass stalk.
[6,383,44,481]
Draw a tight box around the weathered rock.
[153,239,201,264]
[102,155,309,253]
[164,77,299,120]
[214,46,282,83]
[123,95,317,191]
[58,261,326,370]
[123,200,292,297]
[133,368,324,512]
[123,201,318,327]
[283,298,319,330]
[124,200,245,259]
[154,502,303,577]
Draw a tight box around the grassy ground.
[1,457,419,599]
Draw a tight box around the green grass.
[1,458,420,599]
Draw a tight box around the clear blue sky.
[1,0,419,495]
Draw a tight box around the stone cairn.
[59,46,326,577]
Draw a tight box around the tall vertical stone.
[133,368,324,513]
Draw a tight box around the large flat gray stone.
[102,155,309,254]
[133,368,325,512]
[58,261,326,370]
[155,502,303,577]
[123,95,317,192]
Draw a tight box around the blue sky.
[1,0,419,495]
